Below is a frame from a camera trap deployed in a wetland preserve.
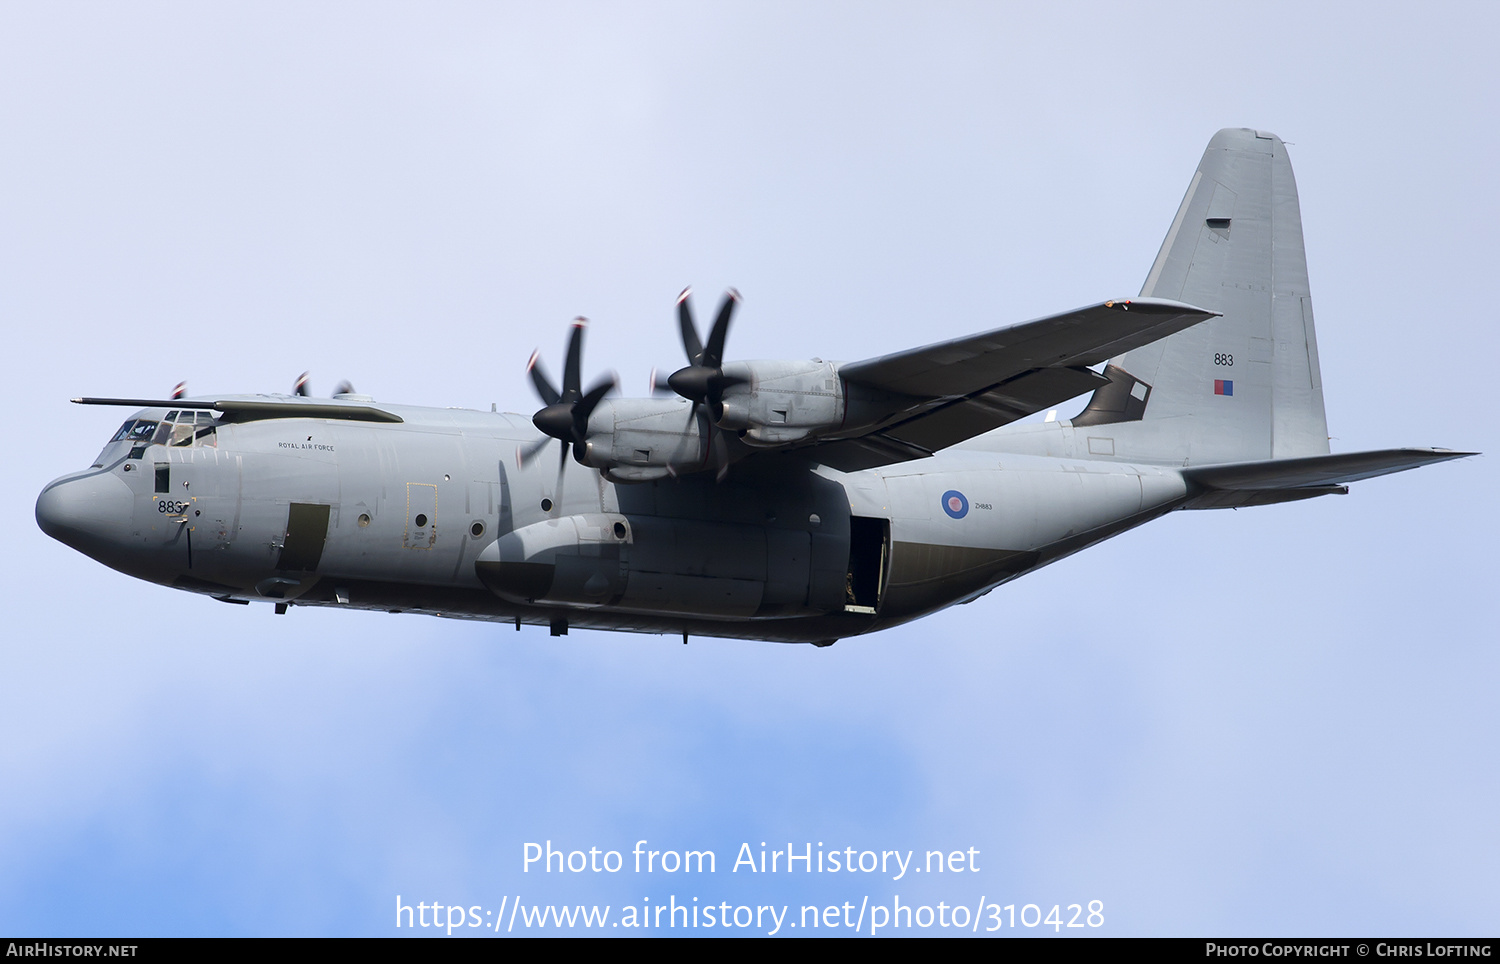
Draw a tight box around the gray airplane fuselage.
[38,130,1472,641]
[37,401,1185,645]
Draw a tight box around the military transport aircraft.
[36,129,1474,645]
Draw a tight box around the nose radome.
[36,471,134,550]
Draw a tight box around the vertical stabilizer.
[1073,129,1329,464]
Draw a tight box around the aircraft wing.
[806,298,1217,471]
[838,297,1216,397]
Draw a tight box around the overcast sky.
[2,1,1496,937]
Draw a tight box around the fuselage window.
[111,420,138,442]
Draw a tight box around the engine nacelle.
[716,359,846,445]
[569,362,917,480]
[578,397,709,482]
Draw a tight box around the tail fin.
[1073,128,1329,464]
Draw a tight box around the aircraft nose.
[36,471,133,551]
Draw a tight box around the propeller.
[171,381,187,400]
[667,287,746,419]
[292,373,360,397]
[517,318,616,479]
[665,288,744,479]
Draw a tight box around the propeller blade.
[665,404,701,478]
[569,375,616,449]
[576,374,617,422]
[710,427,729,482]
[552,453,568,503]
[704,289,738,368]
[332,380,356,397]
[685,402,729,481]
[563,317,586,398]
[691,403,714,464]
[294,372,310,397]
[516,435,552,467]
[649,367,670,395]
[527,351,561,406]
[676,287,703,365]
[171,381,187,400]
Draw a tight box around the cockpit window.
[168,409,217,447]
[122,420,159,442]
[170,413,194,446]
[106,412,216,452]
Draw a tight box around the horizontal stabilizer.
[1184,447,1476,491]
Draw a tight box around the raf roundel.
[941,489,969,520]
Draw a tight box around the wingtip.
[1118,296,1222,318]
